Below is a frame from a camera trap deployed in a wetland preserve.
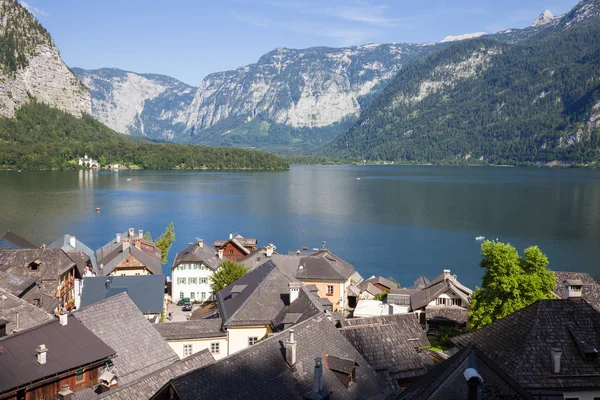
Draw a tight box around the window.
[326,285,334,296]
[436,297,448,306]
[180,292,184,299]
[135,273,140,276]
[190,292,195,300]
[248,337,258,346]
[451,298,462,307]
[177,277,186,284]
[201,292,206,300]
[229,250,234,255]
[183,344,193,357]
[201,277,208,284]
[189,277,197,284]
[200,264,206,270]
[76,369,84,382]
[210,342,220,354]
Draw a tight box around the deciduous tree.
[210,260,249,294]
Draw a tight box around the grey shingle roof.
[96,230,160,269]
[0,249,77,282]
[409,276,431,290]
[0,289,54,334]
[20,285,59,314]
[271,285,325,331]
[0,270,36,297]
[0,315,115,395]
[359,281,383,296]
[400,344,533,399]
[364,276,399,291]
[171,241,219,271]
[48,234,98,270]
[340,314,430,379]
[80,275,166,314]
[74,292,178,384]
[410,276,472,311]
[154,319,225,340]
[553,271,600,311]
[240,249,355,281]
[98,245,162,276]
[153,314,393,400]
[0,231,37,250]
[213,234,257,249]
[452,299,600,391]
[425,305,468,324]
[97,349,215,400]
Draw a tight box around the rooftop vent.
[266,244,275,257]
[69,236,76,248]
[58,384,73,400]
[138,229,143,238]
[285,329,297,367]
[128,228,134,237]
[563,279,583,300]
[59,312,68,326]
[197,239,204,249]
[37,344,48,365]
[551,348,562,374]
[29,260,41,271]
[116,233,121,243]
[289,282,302,304]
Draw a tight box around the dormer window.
[28,260,41,271]
[326,355,358,388]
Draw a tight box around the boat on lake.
[475,236,485,241]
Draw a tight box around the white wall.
[227,326,269,355]
[427,290,466,307]
[167,337,228,360]
[172,262,215,301]
[562,390,600,400]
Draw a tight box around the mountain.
[326,0,600,165]
[0,0,90,117]
[74,43,445,152]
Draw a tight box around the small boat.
[95,207,101,212]
[475,236,485,241]
[356,177,361,180]
[127,178,132,181]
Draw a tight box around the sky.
[20,0,579,86]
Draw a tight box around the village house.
[171,240,219,303]
[0,249,82,313]
[96,229,162,276]
[0,270,58,314]
[452,287,600,400]
[150,314,395,400]
[0,289,54,335]
[213,233,257,261]
[552,271,600,311]
[48,234,98,272]
[155,319,227,360]
[78,154,99,169]
[0,231,37,250]
[80,275,167,323]
[0,314,116,400]
[240,245,358,312]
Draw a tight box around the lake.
[1,165,600,289]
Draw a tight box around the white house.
[171,240,220,302]
[154,319,228,360]
[78,154,99,169]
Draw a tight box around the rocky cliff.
[0,0,90,118]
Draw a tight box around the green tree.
[468,241,555,330]
[154,222,175,264]
[210,260,249,294]
[373,290,389,301]
[387,276,401,288]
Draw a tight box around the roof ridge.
[75,290,131,312]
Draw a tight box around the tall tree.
[210,260,249,294]
[154,222,176,264]
[469,241,555,330]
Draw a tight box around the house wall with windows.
[227,326,270,355]
[427,290,465,308]
[296,279,348,312]
[166,337,228,360]
[108,254,152,276]
[172,262,216,302]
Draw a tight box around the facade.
[171,240,219,302]
[78,154,99,169]
[213,233,257,262]
[155,319,227,360]
[96,228,162,276]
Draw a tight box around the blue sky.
[21,0,578,86]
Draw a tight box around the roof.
[240,249,355,281]
[271,285,325,331]
[74,293,179,384]
[400,344,533,399]
[340,314,430,379]
[0,231,37,250]
[80,275,166,314]
[410,273,472,311]
[364,276,399,291]
[172,241,219,271]
[152,314,393,400]
[353,300,409,318]
[553,271,600,311]
[452,299,600,391]
[359,282,383,296]
[217,261,303,327]
[424,306,468,324]
[96,230,160,268]
[0,270,37,297]
[97,349,215,400]
[98,244,162,276]
[48,234,98,270]
[0,289,54,334]
[0,249,77,283]
[409,276,430,290]
[20,285,60,314]
[0,315,115,395]
[213,234,257,249]
[154,319,225,340]
[65,250,93,277]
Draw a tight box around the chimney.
[69,236,76,248]
[289,282,301,304]
[105,278,111,290]
[563,280,583,300]
[443,269,451,279]
[551,348,562,374]
[218,249,224,260]
[128,228,134,237]
[59,312,68,326]
[313,357,324,394]
[116,233,121,243]
[58,384,73,400]
[198,239,204,248]
[266,244,275,257]
[229,232,233,240]
[285,329,297,367]
[123,240,130,250]
[37,344,48,365]
[138,229,143,238]
[463,368,483,400]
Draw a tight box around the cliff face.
[0,0,90,118]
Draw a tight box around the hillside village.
[1,229,599,399]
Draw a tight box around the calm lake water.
[1,165,600,288]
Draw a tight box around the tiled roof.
[410,275,472,311]
[359,281,383,296]
[154,314,392,400]
[97,349,215,400]
[553,271,600,310]
[213,234,257,248]
[80,275,166,314]
[171,242,219,271]
[0,289,54,334]
[20,286,59,314]
[0,270,36,297]
[452,299,600,391]
[74,293,178,384]
[271,285,324,331]
[154,319,225,340]
[400,344,533,399]
[240,249,355,281]
[409,276,431,290]
[0,231,37,250]
[98,245,162,276]
[48,234,98,270]
[65,250,92,277]
[425,305,468,324]
[0,249,77,281]
[364,276,399,291]
[0,315,115,395]
[340,314,430,379]
[96,230,160,268]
